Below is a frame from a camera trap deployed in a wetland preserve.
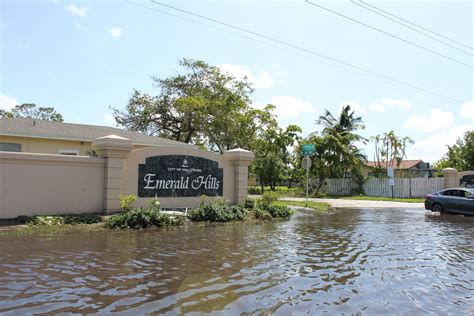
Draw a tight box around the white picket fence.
[316,177,445,198]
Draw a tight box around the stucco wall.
[124,146,235,209]
[0,135,151,156]
[0,135,94,156]
[0,152,105,218]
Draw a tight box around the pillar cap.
[223,148,255,165]
[92,134,133,158]
[441,167,458,174]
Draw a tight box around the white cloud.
[407,124,474,163]
[218,64,274,88]
[369,98,411,112]
[253,96,314,119]
[339,101,365,114]
[109,27,122,39]
[103,114,116,127]
[74,22,87,31]
[404,108,454,133]
[0,95,17,110]
[65,4,88,18]
[460,101,474,119]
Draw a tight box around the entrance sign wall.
[0,134,254,218]
[123,144,254,209]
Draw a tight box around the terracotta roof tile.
[365,160,423,170]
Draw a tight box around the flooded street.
[0,207,473,315]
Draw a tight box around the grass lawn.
[275,200,331,212]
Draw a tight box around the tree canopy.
[0,103,64,122]
[300,105,368,195]
[112,58,274,153]
[435,130,474,172]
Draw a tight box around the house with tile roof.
[362,159,434,178]
[0,117,193,156]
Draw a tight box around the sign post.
[301,144,315,207]
[387,167,395,199]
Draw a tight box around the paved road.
[280,197,425,209]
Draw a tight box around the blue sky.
[1,0,473,163]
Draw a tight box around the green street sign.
[301,144,316,156]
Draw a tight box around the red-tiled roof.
[365,160,423,170]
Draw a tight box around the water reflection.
[0,208,473,314]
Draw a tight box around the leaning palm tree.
[317,105,368,144]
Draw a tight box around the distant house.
[362,160,434,178]
[0,117,193,156]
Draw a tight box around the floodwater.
[0,208,473,315]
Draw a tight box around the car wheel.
[431,203,443,213]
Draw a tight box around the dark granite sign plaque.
[138,155,223,197]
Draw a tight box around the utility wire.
[131,0,463,104]
[351,0,472,56]
[127,1,416,92]
[305,0,473,69]
[360,0,473,51]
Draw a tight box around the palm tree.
[371,131,414,177]
[317,105,368,144]
[314,105,368,179]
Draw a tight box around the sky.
[1,0,473,164]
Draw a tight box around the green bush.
[188,201,249,222]
[259,191,280,208]
[105,208,183,229]
[119,195,138,211]
[254,208,272,220]
[264,204,294,219]
[243,198,255,210]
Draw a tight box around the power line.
[351,0,472,56]
[130,0,463,104]
[305,0,473,69]
[126,1,415,91]
[360,0,473,51]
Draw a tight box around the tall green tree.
[113,58,269,153]
[301,105,368,195]
[435,130,474,172]
[317,104,367,145]
[0,103,64,121]
[252,121,301,191]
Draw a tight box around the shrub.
[264,204,294,219]
[105,208,183,229]
[188,202,249,222]
[119,195,138,211]
[254,208,272,220]
[259,191,280,208]
[243,198,255,210]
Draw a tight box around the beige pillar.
[223,148,255,203]
[92,135,133,213]
[441,167,459,189]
